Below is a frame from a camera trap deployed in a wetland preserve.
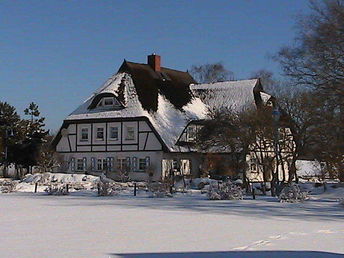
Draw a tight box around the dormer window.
[186,126,197,141]
[96,97,120,108]
[104,97,114,106]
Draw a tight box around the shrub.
[279,184,309,203]
[44,184,69,195]
[148,182,172,198]
[208,181,243,200]
[97,182,121,196]
[0,180,17,193]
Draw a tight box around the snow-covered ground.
[0,177,343,258]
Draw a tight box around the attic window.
[97,97,120,108]
[104,98,114,106]
[186,126,197,141]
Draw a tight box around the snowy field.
[0,184,344,258]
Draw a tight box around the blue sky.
[0,0,310,131]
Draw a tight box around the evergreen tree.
[0,102,21,177]
[19,102,49,174]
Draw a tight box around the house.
[52,54,293,183]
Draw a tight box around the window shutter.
[83,157,87,171]
[71,157,75,172]
[126,157,131,171]
[111,157,114,170]
[132,157,137,171]
[91,158,96,171]
[106,157,113,171]
[145,156,150,167]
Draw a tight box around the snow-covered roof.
[58,59,271,153]
[190,79,268,112]
[66,72,207,152]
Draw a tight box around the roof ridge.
[190,78,258,86]
[125,60,189,74]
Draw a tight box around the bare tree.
[276,0,344,181]
[190,62,234,83]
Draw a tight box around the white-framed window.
[186,126,196,141]
[96,158,107,171]
[97,159,103,171]
[107,157,114,171]
[109,127,119,140]
[250,158,258,172]
[172,159,180,170]
[103,97,114,106]
[97,97,120,108]
[80,128,89,141]
[117,158,127,171]
[138,158,147,171]
[76,158,86,171]
[125,126,135,140]
[96,127,104,140]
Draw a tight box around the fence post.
[66,184,69,193]
[134,182,137,196]
[252,187,256,200]
[34,183,38,193]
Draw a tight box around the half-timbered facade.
[53,54,208,181]
[53,54,292,182]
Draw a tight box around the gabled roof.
[190,79,271,112]
[64,69,207,152]
[54,57,272,153]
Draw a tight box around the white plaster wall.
[56,136,69,152]
[69,135,76,152]
[58,151,164,181]
[145,132,162,150]
[139,121,150,131]
[68,124,76,134]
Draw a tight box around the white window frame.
[125,126,135,141]
[186,126,196,141]
[103,97,114,106]
[80,128,89,142]
[109,126,119,140]
[97,97,120,108]
[96,158,108,171]
[138,158,147,171]
[172,159,180,170]
[117,158,127,171]
[76,158,84,171]
[250,158,258,173]
[96,127,104,140]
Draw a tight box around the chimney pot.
[147,54,161,72]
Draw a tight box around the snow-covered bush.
[97,182,121,196]
[207,181,243,200]
[0,180,17,193]
[279,184,309,203]
[45,184,69,195]
[148,182,172,198]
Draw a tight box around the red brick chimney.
[147,54,161,72]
